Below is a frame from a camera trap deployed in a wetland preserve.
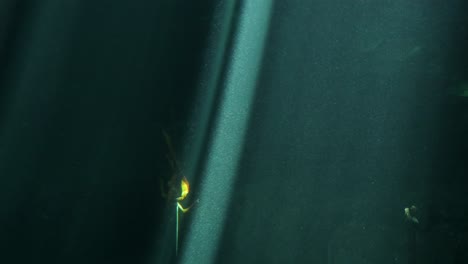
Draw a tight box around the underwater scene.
[0,1,467,264]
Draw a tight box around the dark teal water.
[1,1,467,264]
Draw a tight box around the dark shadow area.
[0,1,217,263]
[0,0,41,121]
[419,1,468,260]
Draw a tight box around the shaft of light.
[179,1,273,264]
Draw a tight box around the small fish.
[404,205,419,224]
[161,131,195,256]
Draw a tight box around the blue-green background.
[0,1,467,264]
